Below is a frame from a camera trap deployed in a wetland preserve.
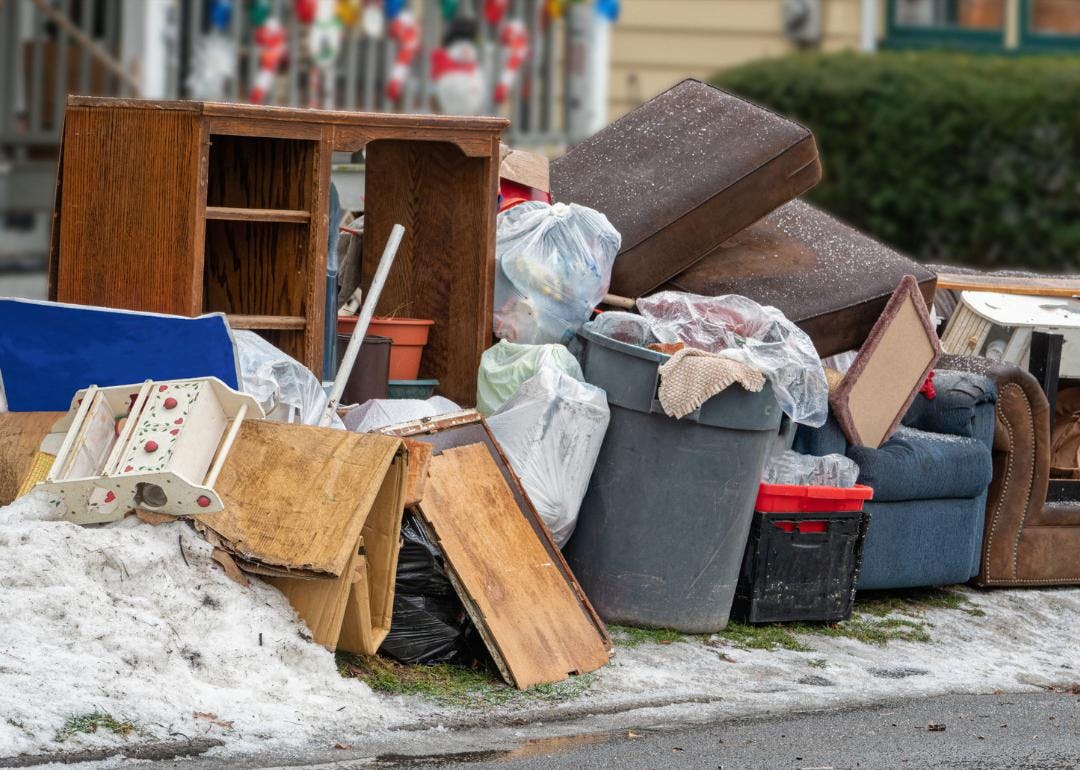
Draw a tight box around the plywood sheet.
[831,276,942,449]
[198,420,405,576]
[0,411,64,506]
[420,443,610,689]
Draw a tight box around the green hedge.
[711,52,1080,271]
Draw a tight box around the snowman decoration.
[430,19,485,116]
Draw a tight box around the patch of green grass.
[609,625,687,648]
[56,711,142,742]
[717,622,813,652]
[807,658,828,669]
[856,587,986,618]
[336,653,597,708]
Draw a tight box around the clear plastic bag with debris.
[764,450,860,488]
[493,201,621,345]
[590,310,656,347]
[636,291,829,427]
[475,339,583,416]
[233,330,344,428]
[488,362,610,546]
[342,396,461,433]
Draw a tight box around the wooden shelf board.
[205,206,311,224]
[227,314,307,330]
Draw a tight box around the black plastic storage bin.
[731,484,873,624]
[564,322,784,633]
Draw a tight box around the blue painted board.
[0,299,240,411]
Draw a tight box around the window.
[886,0,1007,50]
[1021,0,1080,50]
[887,0,1080,52]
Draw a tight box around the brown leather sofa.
[940,354,1080,586]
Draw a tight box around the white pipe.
[860,0,879,53]
[319,223,405,427]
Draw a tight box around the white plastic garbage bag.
[637,291,828,427]
[343,396,461,433]
[234,330,344,429]
[476,340,583,416]
[493,201,621,345]
[488,363,610,546]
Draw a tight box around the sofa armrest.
[902,370,996,442]
[938,354,1051,585]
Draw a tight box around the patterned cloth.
[657,347,766,419]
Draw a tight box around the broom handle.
[318,224,405,427]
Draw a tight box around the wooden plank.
[226,315,307,330]
[65,96,508,158]
[362,139,499,406]
[0,412,64,506]
[420,443,610,689]
[197,420,405,577]
[402,439,432,507]
[936,272,1080,299]
[205,206,311,223]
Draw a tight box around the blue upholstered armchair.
[794,370,997,590]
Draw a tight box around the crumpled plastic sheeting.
[233,330,344,429]
[488,363,610,546]
[590,310,656,347]
[637,292,828,427]
[342,396,461,433]
[476,340,583,416]
[493,201,621,345]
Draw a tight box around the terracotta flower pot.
[337,315,434,381]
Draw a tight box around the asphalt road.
[376,691,1080,770]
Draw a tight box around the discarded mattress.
[658,199,938,358]
[550,79,821,299]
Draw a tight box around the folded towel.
[657,347,766,419]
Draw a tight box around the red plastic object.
[499,179,551,212]
[755,483,873,513]
[337,315,434,380]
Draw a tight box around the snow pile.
[0,494,408,759]
[573,586,1080,722]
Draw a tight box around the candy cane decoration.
[386,10,420,102]
[250,17,286,104]
[493,19,528,105]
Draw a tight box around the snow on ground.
[577,584,1080,721]
[2,491,1079,762]
[0,493,414,758]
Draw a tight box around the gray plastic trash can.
[564,322,783,633]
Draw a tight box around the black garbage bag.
[378,512,486,666]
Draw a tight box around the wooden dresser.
[49,97,506,404]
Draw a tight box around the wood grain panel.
[203,220,309,361]
[362,139,498,406]
[420,443,610,689]
[54,106,205,314]
[207,134,315,210]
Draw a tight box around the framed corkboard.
[831,276,941,448]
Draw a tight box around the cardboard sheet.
[198,420,406,578]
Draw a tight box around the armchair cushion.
[847,426,994,502]
[902,370,997,439]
